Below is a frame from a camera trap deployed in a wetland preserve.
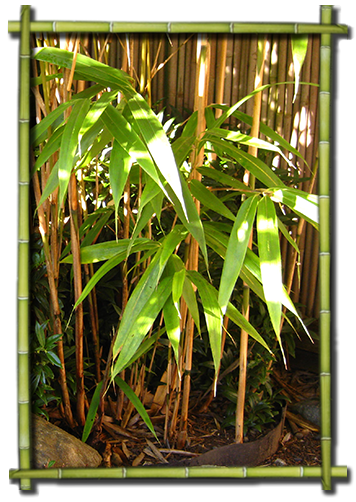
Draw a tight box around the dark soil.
[44,360,321,469]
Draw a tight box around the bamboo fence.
[8,4,347,491]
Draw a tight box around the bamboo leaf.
[163,294,182,376]
[207,137,284,188]
[270,187,319,229]
[218,195,259,314]
[79,90,119,137]
[58,98,91,210]
[256,196,285,362]
[109,140,132,239]
[198,166,248,192]
[114,376,158,440]
[112,227,187,361]
[32,47,134,96]
[112,276,172,379]
[61,238,158,264]
[82,380,104,442]
[126,93,188,220]
[187,271,222,390]
[100,106,163,189]
[291,35,309,103]
[190,179,235,221]
[36,161,59,209]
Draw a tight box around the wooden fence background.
[35,32,321,321]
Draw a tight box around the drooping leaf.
[270,187,319,230]
[187,271,223,391]
[109,140,132,239]
[112,276,172,379]
[112,227,187,361]
[163,294,182,377]
[256,196,285,363]
[126,93,188,220]
[32,47,135,96]
[57,98,91,210]
[82,380,103,443]
[114,376,158,440]
[218,195,259,314]
[207,136,284,188]
[190,179,235,221]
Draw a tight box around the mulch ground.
[47,356,321,469]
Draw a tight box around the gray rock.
[290,400,320,427]
[31,414,102,469]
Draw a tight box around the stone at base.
[31,414,102,469]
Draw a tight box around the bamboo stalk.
[8,21,349,35]
[9,465,348,481]
[178,35,210,449]
[235,37,267,444]
[319,4,332,492]
[17,4,31,491]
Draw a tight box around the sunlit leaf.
[109,140,132,239]
[257,196,285,363]
[218,194,259,314]
[163,294,182,377]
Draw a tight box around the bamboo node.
[320,372,331,376]
[109,22,114,33]
[122,467,127,478]
[19,54,30,59]
[321,437,332,441]
[320,310,331,314]
[58,468,62,479]
[167,22,171,33]
[229,23,234,33]
[52,22,56,32]
[300,466,304,477]
[185,467,189,478]
[294,24,298,34]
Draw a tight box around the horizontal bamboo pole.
[8,21,348,35]
[9,465,347,481]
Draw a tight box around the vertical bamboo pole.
[18,4,31,491]
[319,4,332,491]
[177,35,210,449]
[235,37,267,444]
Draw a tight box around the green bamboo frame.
[8,4,348,492]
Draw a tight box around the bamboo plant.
[18,4,31,492]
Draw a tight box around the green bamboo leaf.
[112,276,172,379]
[190,179,235,221]
[36,161,59,210]
[101,106,163,189]
[109,140,132,239]
[218,195,259,314]
[126,93,188,220]
[257,196,285,363]
[187,271,222,390]
[68,240,159,314]
[32,124,64,174]
[198,167,248,192]
[163,294,182,377]
[225,302,271,354]
[291,35,309,103]
[61,238,158,264]
[112,227,187,361]
[160,174,209,272]
[114,376,158,440]
[270,187,319,229]
[211,107,310,170]
[82,380,103,442]
[31,84,105,146]
[32,47,134,96]
[58,98,91,210]
[204,128,296,169]
[30,72,63,87]
[208,137,284,188]
[79,90,119,137]
[172,268,186,307]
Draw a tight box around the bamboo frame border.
[8,4,348,492]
